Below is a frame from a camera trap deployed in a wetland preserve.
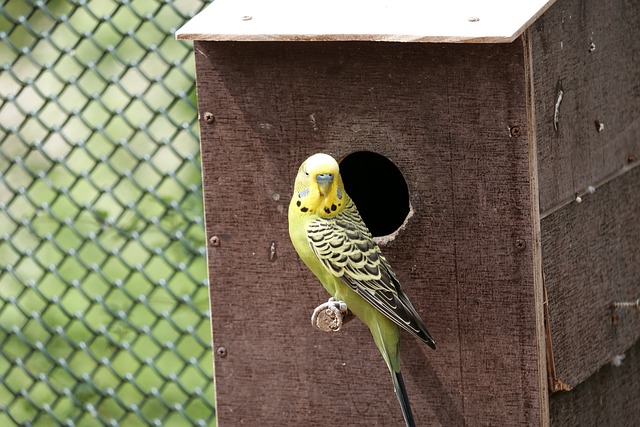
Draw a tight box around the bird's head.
[290,153,348,218]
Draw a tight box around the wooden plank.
[530,0,640,214]
[177,0,557,43]
[541,165,640,388]
[550,338,640,426]
[195,40,545,425]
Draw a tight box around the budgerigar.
[288,153,435,427]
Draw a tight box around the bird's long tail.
[371,319,416,427]
[392,369,416,427]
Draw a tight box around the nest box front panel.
[195,40,545,426]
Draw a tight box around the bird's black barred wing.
[306,201,435,348]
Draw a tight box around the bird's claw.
[311,297,352,332]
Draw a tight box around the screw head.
[209,236,220,247]
[203,112,215,124]
[216,347,227,358]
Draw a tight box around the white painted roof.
[176,0,556,43]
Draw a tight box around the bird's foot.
[311,297,353,332]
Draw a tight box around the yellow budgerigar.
[288,153,435,427]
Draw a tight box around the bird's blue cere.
[316,173,334,184]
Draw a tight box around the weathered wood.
[523,29,551,421]
[541,164,640,388]
[550,338,640,426]
[177,0,557,43]
[195,39,546,425]
[530,0,640,214]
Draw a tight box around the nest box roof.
[176,0,556,43]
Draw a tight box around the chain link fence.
[0,0,215,424]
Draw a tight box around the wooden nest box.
[177,0,640,425]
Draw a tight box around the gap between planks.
[540,159,640,220]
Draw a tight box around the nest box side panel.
[194,40,546,426]
[531,0,640,214]
[530,0,640,390]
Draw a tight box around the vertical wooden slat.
[523,28,551,425]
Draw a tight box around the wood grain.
[541,165,640,388]
[195,40,546,425]
[177,0,557,43]
[530,0,640,214]
[550,338,640,426]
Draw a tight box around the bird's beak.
[316,173,334,196]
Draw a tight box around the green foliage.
[0,0,215,424]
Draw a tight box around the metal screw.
[611,298,640,310]
[595,121,604,132]
[241,15,252,21]
[216,347,227,358]
[203,112,215,124]
[209,236,220,247]
[509,125,522,138]
[468,17,480,22]
[611,298,639,326]
[515,238,526,250]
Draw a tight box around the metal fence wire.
[0,0,215,425]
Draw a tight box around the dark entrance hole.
[339,151,410,238]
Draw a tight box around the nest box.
[177,0,640,425]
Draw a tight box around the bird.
[288,152,435,427]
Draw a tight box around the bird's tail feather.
[392,370,416,427]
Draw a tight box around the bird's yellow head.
[290,153,348,218]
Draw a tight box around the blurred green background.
[0,0,215,425]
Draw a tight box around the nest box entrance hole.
[339,151,410,239]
